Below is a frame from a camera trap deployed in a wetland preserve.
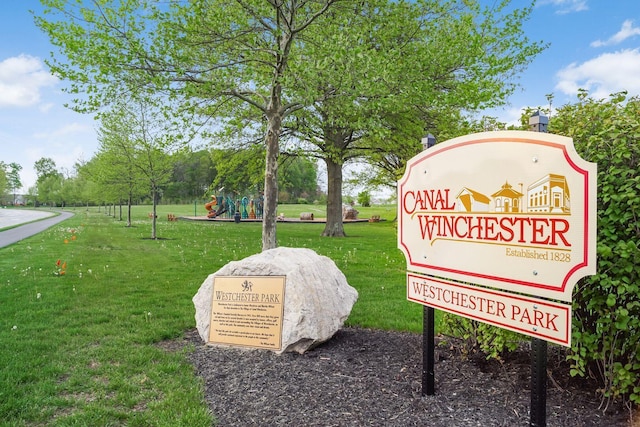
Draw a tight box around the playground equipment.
[204,194,264,220]
[205,195,227,218]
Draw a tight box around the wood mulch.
[161,327,634,426]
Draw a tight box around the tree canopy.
[36,0,544,245]
[37,0,343,249]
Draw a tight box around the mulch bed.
[164,327,633,426]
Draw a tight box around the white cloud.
[555,49,640,99]
[591,20,640,47]
[0,55,58,108]
[540,0,588,14]
[22,139,89,189]
[33,122,94,140]
[495,106,527,128]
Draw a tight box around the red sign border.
[398,134,595,298]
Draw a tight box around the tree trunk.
[151,186,158,239]
[126,193,132,227]
[322,157,346,237]
[262,119,280,251]
[261,88,283,251]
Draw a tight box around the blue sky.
[1,0,640,191]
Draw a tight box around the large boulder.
[193,247,358,354]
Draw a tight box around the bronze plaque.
[208,276,286,350]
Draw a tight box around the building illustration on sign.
[454,174,569,215]
[492,181,523,213]
[527,174,570,214]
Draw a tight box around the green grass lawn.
[0,203,427,426]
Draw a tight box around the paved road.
[0,209,74,248]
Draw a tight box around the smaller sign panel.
[209,276,286,350]
[407,273,572,346]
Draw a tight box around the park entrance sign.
[398,131,597,346]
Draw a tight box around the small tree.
[357,191,371,207]
[99,100,181,239]
[0,163,8,204]
[6,163,22,205]
[38,173,64,207]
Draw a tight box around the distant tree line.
[15,149,318,211]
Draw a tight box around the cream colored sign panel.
[407,273,572,346]
[398,131,597,302]
[209,276,286,350]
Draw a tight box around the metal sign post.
[529,112,550,427]
[420,134,436,397]
[423,306,435,396]
[530,337,548,426]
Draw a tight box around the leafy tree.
[357,191,371,207]
[164,150,215,203]
[34,157,58,184]
[59,175,83,208]
[36,0,341,250]
[284,0,544,236]
[38,173,64,207]
[36,0,542,244]
[210,146,266,198]
[75,158,111,211]
[102,101,181,238]
[0,163,8,204]
[70,160,100,209]
[208,147,317,205]
[6,163,23,205]
[277,156,318,203]
[34,158,61,206]
[90,109,151,227]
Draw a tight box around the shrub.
[439,91,639,407]
[439,315,521,360]
[551,91,640,407]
